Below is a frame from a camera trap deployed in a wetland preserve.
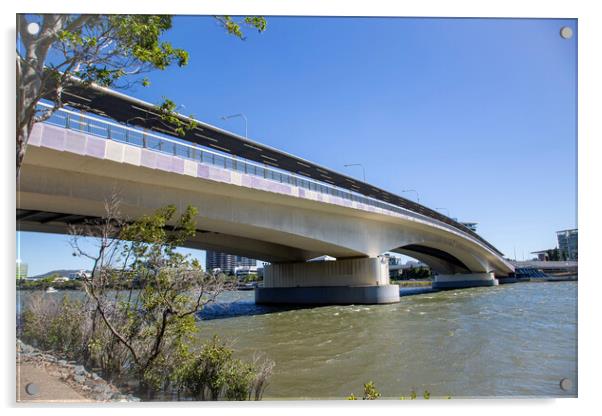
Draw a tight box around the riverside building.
[205,251,257,275]
[557,229,578,261]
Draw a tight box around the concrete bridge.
[18,83,514,304]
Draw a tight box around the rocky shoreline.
[17,339,140,402]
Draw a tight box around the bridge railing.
[37,102,498,253]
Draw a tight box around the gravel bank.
[17,339,140,402]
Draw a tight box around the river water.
[197,282,577,399]
[18,281,577,399]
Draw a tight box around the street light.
[401,189,420,204]
[221,113,248,139]
[343,163,366,182]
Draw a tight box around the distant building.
[531,250,550,261]
[460,222,478,232]
[530,229,578,262]
[205,251,257,275]
[510,260,578,276]
[384,254,402,266]
[68,270,91,280]
[235,266,258,279]
[402,260,427,269]
[557,229,578,261]
[16,260,28,279]
[383,254,402,278]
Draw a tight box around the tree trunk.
[16,14,67,182]
[16,118,34,183]
[16,44,44,183]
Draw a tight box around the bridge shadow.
[399,286,437,297]
[198,287,438,320]
[198,299,307,321]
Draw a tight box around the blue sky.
[18,16,577,275]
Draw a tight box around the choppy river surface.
[18,282,577,399]
[197,282,577,399]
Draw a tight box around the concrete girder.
[17,218,320,263]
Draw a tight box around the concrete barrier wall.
[433,272,499,289]
[264,257,390,288]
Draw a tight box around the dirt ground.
[16,361,94,403]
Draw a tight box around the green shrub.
[20,295,87,361]
[175,336,272,401]
[19,203,275,400]
[362,381,381,400]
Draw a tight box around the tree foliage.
[63,197,273,399]
[16,14,267,179]
[545,248,567,261]
[69,199,219,385]
[400,266,432,280]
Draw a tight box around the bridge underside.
[393,244,471,275]
[392,245,499,289]
[17,208,500,299]
[17,208,325,264]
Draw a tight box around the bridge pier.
[432,272,499,290]
[255,257,400,305]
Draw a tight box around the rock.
[73,365,86,376]
[43,354,57,362]
[73,374,86,384]
[18,340,35,354]
[23,347,33,353]
[93,384,115,401]
[58,359,67,366]
[110,392,123,401]
[93,384,109,393]
[91,372,100,380]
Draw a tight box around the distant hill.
[30,269,90,279]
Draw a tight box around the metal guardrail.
[38,102,501,256]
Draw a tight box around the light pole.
[221,113,248,139]
[401,189,420,204]
[344,163,366,182]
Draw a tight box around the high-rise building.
[384,254,402,266]
[235,255,256,268]
[205,251,257,274]
[557,229,578,261]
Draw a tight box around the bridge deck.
[38,79,503,256]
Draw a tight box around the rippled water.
[18,282,577,399]
[197,282,577,399]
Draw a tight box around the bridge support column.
[255,257,400,305]
[432,272,499,290]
